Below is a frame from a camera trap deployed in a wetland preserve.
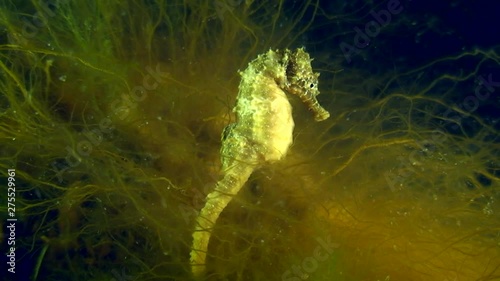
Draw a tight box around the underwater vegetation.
[0,0,499,280]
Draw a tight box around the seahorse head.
[283,48,330,121]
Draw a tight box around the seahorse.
[190,47,330,278]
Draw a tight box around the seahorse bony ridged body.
[190,48,330,278]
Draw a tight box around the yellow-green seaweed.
[0,1,499,281]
